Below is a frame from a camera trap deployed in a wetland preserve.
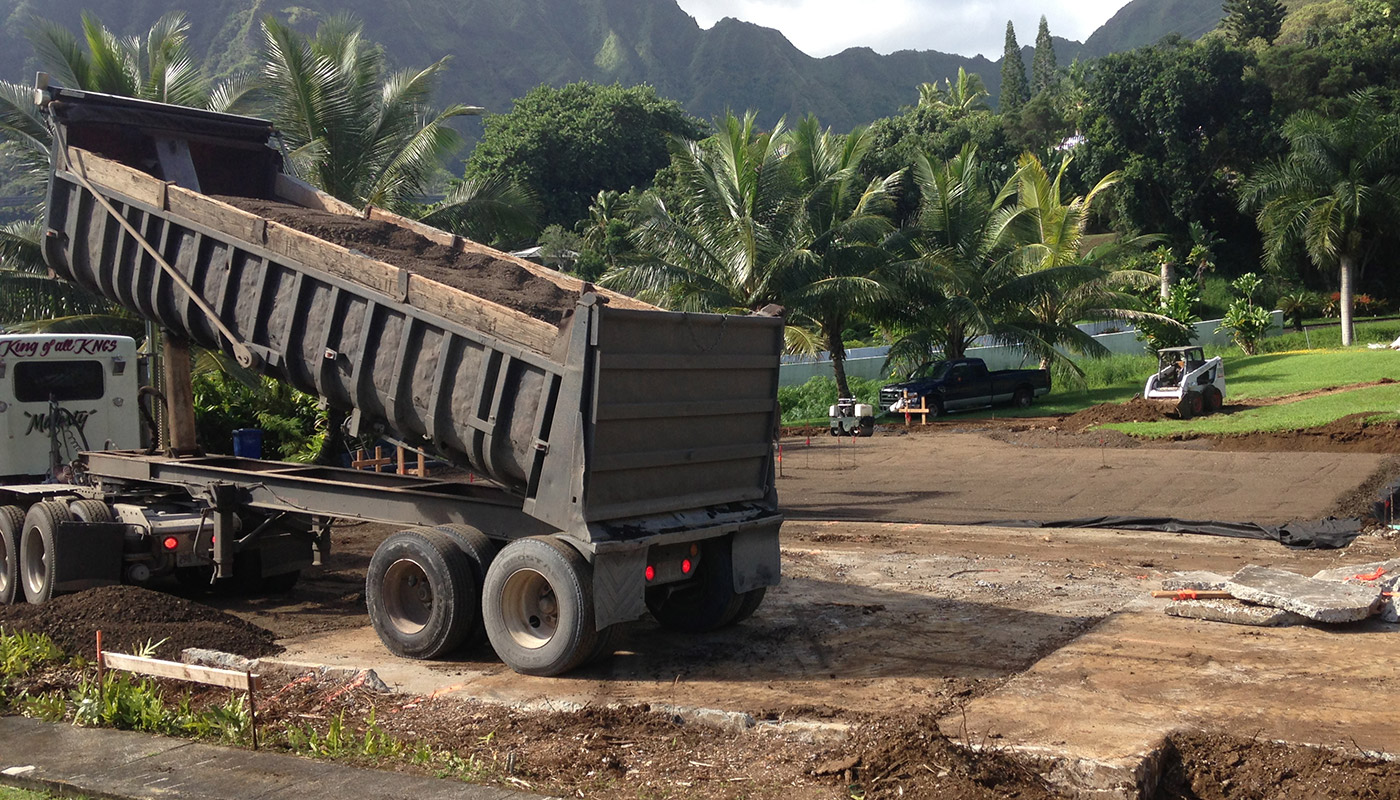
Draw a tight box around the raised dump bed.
[33,86,784,674]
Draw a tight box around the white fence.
[778,312,1285,387]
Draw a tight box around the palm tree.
[885,145,1023,371]
[606,111,800,312]
[257,15,481,213]
[607,112,902,397]
[781,116,900,397]
[27,11,213,107]
[1240,90,1400,346]
[1001,153,1162,375]
[918,68,990,117]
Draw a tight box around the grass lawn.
[784,320,1400,428]
[1111,383,1400,437]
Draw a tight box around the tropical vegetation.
[1,0,1399,441]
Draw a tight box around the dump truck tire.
[21,502,72,604]
[0,505,23,605]
[367,528,477,659]
[730,587,767,624]
[68,499,114,523]
[483,536,597,676]
[646,537,744,633]
[432,524,499,649]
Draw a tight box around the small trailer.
[0,83,784,676]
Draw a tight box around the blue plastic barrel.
[232,428,264,459]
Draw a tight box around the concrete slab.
[1164,598,1306,627]
[1159,571,1230,592]
[942,602,1400,799]
[1311,559,1400,591]
[0,716,549,800]
[1226,564,1382,623]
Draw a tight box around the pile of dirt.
[1209,413,1400,454]
[1152,731,1400,799]
[218,196,578,326]
[0,585,281,660]
[1061,396,1172,430]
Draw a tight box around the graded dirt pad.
[776,429,1390,524]
[217,196,578,326]
[0,584,280,660]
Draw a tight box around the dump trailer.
[6,83,784,675]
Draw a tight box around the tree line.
[2,1,1399,397]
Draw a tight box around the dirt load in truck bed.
[218,196,580,326]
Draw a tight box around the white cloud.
[674,0,1131,59]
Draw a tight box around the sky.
[673,0,1133,59]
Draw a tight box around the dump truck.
[0,82,784,676]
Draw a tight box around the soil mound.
[218,196,577,326]
[1062,397,1171,430]
[0,585,281,660]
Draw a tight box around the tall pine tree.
[1032,16,1057,94]
[1223,0,1286,44]
[1000,21,1028,113]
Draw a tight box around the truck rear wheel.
[367,529,477,659]
[645,537,744,633]
[21,502,72,604]
[730,587,767,624]
[432,524,498,649]
[68,499,114,523]
[483,536,597,676]
[0,505,23,605]
[1013,387,1033,408]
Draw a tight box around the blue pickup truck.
[878,358,1051,417]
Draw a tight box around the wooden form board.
[101,652,261,692]
[61,148,566,355]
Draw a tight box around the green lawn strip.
[1104,384,1400,438]
[1221,349,1400,400]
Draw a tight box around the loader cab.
[0,334,141,481]
[1154,346,1205,389]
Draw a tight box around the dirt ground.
[217,196,579,326]
[5,412,1400,798]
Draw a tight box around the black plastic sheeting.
[1373,476,1400,526]
[978,515,1363,549]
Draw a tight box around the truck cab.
[0,334,141,481]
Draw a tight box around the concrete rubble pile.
[1158,559,1400,627]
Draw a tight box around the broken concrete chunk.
[1160,571,1230,592]
[1382,596,1398,625]
[1311,559,1400,590]
[1165,599,1306,627]
[1225,565,1382,623]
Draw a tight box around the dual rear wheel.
[367,531,767,676]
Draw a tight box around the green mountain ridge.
[0,0,1224,133]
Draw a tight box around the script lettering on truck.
[0,337,120,358]
[24,407,99,437]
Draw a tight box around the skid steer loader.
[1143,346,1225,419]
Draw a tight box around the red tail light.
[681,558,692,574]
[645,565,655,582]
[162,536,179,551]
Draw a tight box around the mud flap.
[591,546,647,630]
[53,521,124,592]
[731,524,781,593]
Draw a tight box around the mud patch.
[0,585,281,660]
[217,196,578,326]
[1152,731,1400,799]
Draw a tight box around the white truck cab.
[0,334,141,480]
